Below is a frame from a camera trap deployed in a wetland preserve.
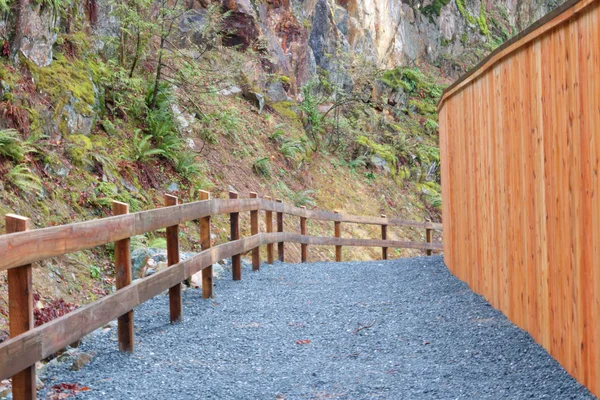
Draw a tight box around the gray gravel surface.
[39,256,595,399]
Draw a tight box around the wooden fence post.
[265,196,274,264]
[300,206,307,263]
[165,194,181,323]
[381,214,388,260]
[199,191,213,299]
[6,214,35,400]
[426,227,433,256]
[229,191,241,280]
[249,192,260,271]
[334,210,341,262]
[276,199,284,262]
[112,201,134,352]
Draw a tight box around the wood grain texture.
[425,228,433,256]
[264,196,274,264]
[249,192,260,271]
[199,191,212,299]
[6,215,35,400]
[381,215,388,260]
[438,1,600,395]
[300,206,307,263]
[165,195,182,323]
[229,192,241,281]
[276,199,284,262]
[0,199,440,273]
[112,201,134,353]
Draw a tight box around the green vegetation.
[7,164,42,195]
[253,157,271,178]
[0,129,35,162]
[456,0,490,36]
[421,0,451,18]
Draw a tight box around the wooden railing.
[0,191,442,399]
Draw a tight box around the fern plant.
[348,155,368,171]
[291,189,316,207]
[175,151,203,180]
[252,157,271,178]
[279,139,303,160]
[269,124,286,142]
[7,164,42,195]
[0,129,35,162]
[132,130,165,162]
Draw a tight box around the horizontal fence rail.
[0,192,442,399]
[0,199,441,273]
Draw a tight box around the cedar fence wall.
[438,0,599,395]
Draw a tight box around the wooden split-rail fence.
[0,191,442,400]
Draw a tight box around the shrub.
[348,155,368,171]
[175,151,204,180]
[279,139,304,160]
[7,164,42,195]
[0,129,35,162]
[252,157,271,178]
[291,189,316,207]
[131,130,165,162]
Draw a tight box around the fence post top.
[275,199,283,203]
[112,201,129,214]
[164,194,179,205]
[264,195,272,200]
[249,192,258,198]
[5,214,30,222]
[198,190,210,200]
[229,191,239,199]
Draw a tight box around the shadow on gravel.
[39,256,595,400]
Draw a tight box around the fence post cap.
[164,194,179,205]
[5,214,30,222]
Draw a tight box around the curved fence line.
[0,191,442,399]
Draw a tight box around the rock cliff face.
[216,0,563,89]
[8,0,563,94]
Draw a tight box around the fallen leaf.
[295,339,311,345]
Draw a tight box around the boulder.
[131,248,151,279]
[19,4,58,67]
[218,86,242,96]
[62,94,96,137]
[243,91,265,113]
[265,81,290,103]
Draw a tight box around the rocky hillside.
[0,0,563,339]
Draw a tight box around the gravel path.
[39,256,595,399]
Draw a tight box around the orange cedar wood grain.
[438,1,600,395]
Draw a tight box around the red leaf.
[295,339,311,345]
